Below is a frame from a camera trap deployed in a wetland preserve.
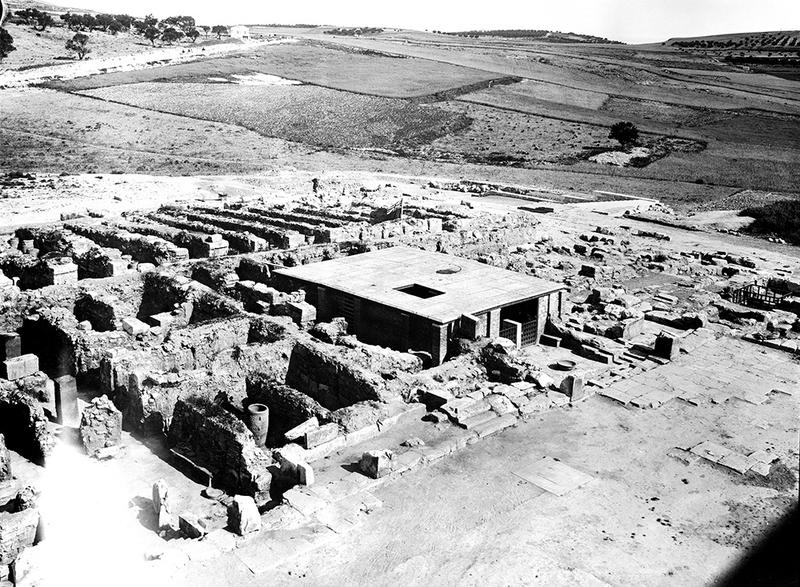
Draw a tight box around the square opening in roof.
[395,284,444,299]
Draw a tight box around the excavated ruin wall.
[168,396,272,503]
[102,316,256,433]
[0,383,54,465]
[131,370,245,436]
[285,339,396,411]
[65,222,188,265]
[246,376,332,446]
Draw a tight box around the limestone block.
[359,449,394,479]
[152,479,176,530]
[284,417,319,443]
[54,375,79,427]
[303,422,340,449]
[121,317,150,336]
[0,509,39,566]
[230,495,261,536]
[1,354,39,381]
[559,375,586,400]
[654,333,680,360]
[79,395,122,457]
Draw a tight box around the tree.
[61,13,82,31]
[114,14,135,29]
[161,27,183,45]
[186,28,200,43]
[0,29,16,62]
[162,15,195,33]
[66,32,91,60]
[144,26,160,45]
[609,121,639,148]
[79,14,97,31]
[211,25,228,39]
[200,25,210,37]
[108,20,125,35]
[95,14,117,32]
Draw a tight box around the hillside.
[446,29,622,44]
[667,30,800,51]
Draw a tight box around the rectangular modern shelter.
[274,246,567,364]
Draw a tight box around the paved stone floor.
[175,335,799,587]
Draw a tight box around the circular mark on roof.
[436,265,462,275]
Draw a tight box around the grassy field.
[0,20,225,71]
[48,41,503,98]
[80,82,470,149]
[3,29,799,212]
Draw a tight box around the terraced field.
[50,41,504,98]
[81,83,470,150]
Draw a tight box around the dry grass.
[49,41,502,98]
[80,82,470,149]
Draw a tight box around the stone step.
[472,414,517,438]
[458,410,498,430]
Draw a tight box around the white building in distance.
[230,25,251,39]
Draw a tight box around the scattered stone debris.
[79,395,122,457]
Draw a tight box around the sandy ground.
[174,335,798,586]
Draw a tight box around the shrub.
[609,121,639,148]
[739,200,800,245]
[0,29,15,62]
[65,32,91,60]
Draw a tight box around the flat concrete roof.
[274,246,566,324]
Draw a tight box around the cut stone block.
[459,410,498,430]
[285,417,319,443]
[1,354,39,381]
[690,441,732,464]
[654,333,680,360]
[303,422,340,449]
[54,375,79,427]
[472,414,517,438]
[559,375,586,401]
[230,495,261,536]
[719,452,757,474]
[359,450,394,479]
[0,509,39,565]
[121,317,149,336]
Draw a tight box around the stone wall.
[285,339,396,410]
[0,383,54,465]
[168,396,272,503]
[246,375,332,446]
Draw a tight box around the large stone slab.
[1,355,38,381]
[512,456,594,496]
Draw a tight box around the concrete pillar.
[430,323,449,366]
[459,314,480,340]
[351,298,362,338]
[536,298,547,344]
[399,312,411,351]
[316,286,331,322]
[488,309,501,339]
[501,319,522,348]
[54,375,80,427]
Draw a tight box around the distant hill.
[445,29,623,44]
[667,30,799,51]
[6,0,98,14]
